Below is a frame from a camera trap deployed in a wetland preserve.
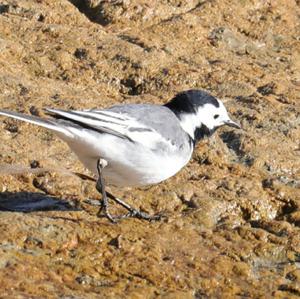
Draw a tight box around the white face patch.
[196,100,231,130]
[178,100,237,139]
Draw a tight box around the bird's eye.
[214,114,219,119]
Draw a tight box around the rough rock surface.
[0,0,299,297]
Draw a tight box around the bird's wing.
[45,108,159,144]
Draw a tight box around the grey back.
[107,104,191,148]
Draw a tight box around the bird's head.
[164,89,241,144]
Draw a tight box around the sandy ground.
[0,0,299,298]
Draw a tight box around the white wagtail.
[0,89,240,222]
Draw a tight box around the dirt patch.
[0,0,299,297]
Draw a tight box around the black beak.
[224,119,241,129]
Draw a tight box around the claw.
[97,201,117,223]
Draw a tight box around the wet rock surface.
[0,0,299,297]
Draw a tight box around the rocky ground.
[0,0,299,298]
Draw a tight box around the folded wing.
[45,108,156,144]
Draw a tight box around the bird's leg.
[95,158,116,223]
[95,158,161,222]
[105,190,162,221]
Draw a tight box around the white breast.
[64,130,192,187]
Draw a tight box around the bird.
[0,89,240,222]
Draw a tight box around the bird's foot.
[97,201,117,223]
[96,199,162,222]
[115,209,163,221]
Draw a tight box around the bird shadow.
[0,191,79,212]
